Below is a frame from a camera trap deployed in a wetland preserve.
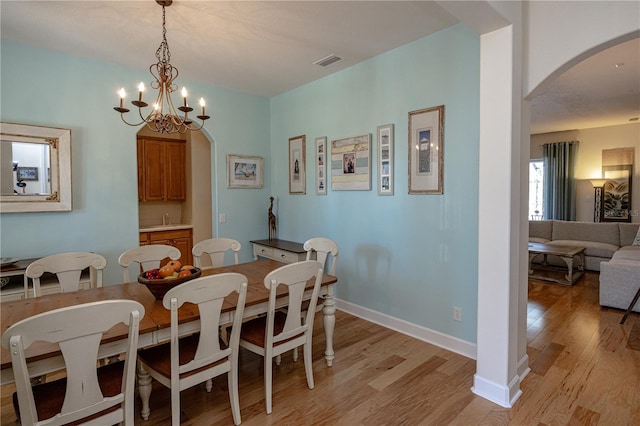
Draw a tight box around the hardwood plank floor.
[2,271,639,425]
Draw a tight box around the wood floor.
[2,271,639,425]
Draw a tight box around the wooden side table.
[250,239,307,264]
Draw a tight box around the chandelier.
[113,0,209,134]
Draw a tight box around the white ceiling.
[1,1,639,134]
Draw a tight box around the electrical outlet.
[453,307,462,322]
[219,213,226,223]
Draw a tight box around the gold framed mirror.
[1,122,72,213]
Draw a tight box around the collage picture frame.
[315,136,327,195]
[377,124,394,195]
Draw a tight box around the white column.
[472,24,523,408]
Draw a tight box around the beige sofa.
[529,220,640,312]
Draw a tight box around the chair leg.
[293,347,299,361]
[275,354,281,365]
[205,378,213,392]
[265,355,273,414]
[228,368,241,425]
[171,386,181,426]
[303,343,314,389]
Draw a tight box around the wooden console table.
[250,239,307,264]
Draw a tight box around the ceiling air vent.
[313,54,342,68]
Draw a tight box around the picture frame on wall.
[315,136,327,195]
[408,105,444,194]
[601,164,632,222]
[377,124,394,195]
[226,154,264,188]
[330,133,371,191]
[289,135,306,194]
[16,167,38,181]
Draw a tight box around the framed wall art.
[315,136,327,195]
[330,133,371,191]
[289,135,306,194]
[16,167,38,181]
[601,164,632,222]
[377,124,394,195]
[226,154,264,189]
[408,105,444,194]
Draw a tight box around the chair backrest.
[304,237,339,275]
[264,261,324,347]
[163,273,248,384]
[118,244,181,282]
[25,252,107,297]
[1,300,144,426]
[191,238,242,270]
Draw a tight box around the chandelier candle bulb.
[118,88,126,108]
[181,87,188,107]
[200,98,205,116]
[138,82,145,101]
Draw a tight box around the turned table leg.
[322,284,336,367]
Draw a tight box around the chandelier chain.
[155,5,171,65]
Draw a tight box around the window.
[529,160,544,219]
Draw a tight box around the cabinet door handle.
[280,253,286,258]
[261,249,267,253]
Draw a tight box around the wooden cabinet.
[137,137,186,202]
[139,228,193,266]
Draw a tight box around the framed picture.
[226,154,264,189]
[315,136,327,195]
[408,105,444,194]
[16,167,38,181]
[377,124,394,195]
[289,135,306,194]
[601,164,632,222]
[330,133,371,191]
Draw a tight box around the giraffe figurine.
[268,196,277,241]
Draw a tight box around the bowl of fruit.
[138,260,202,300]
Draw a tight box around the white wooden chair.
[192,237,241,270]
[118,244,181,282]
[238,260,323,414]
[25,252,107,297]
[137,273,248,426]
[0,300,144,426]
[291,238,339,361]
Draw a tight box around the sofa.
[529,220,640,312]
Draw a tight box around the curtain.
[543,141,579,220]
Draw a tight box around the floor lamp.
[590,179,606,222]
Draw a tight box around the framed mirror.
[1,123,72,213]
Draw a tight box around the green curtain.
[543,141,579,220]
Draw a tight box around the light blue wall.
[269,24,480,342]
[1,23,480,343]
[0,40,271,284]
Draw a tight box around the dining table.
[0,258,338,419]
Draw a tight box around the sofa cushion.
[529,220,552,241]
[551,220,620,246]
[548,239,619,259]
[612,246,640,262]
[529,237,550,244]
[619,223,640,246]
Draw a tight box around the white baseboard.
[517,353,530,380]
[471,373,523,407]
[335,298,477,359]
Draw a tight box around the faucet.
[162,212,169,226]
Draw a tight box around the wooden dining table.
[0,258,338,418]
